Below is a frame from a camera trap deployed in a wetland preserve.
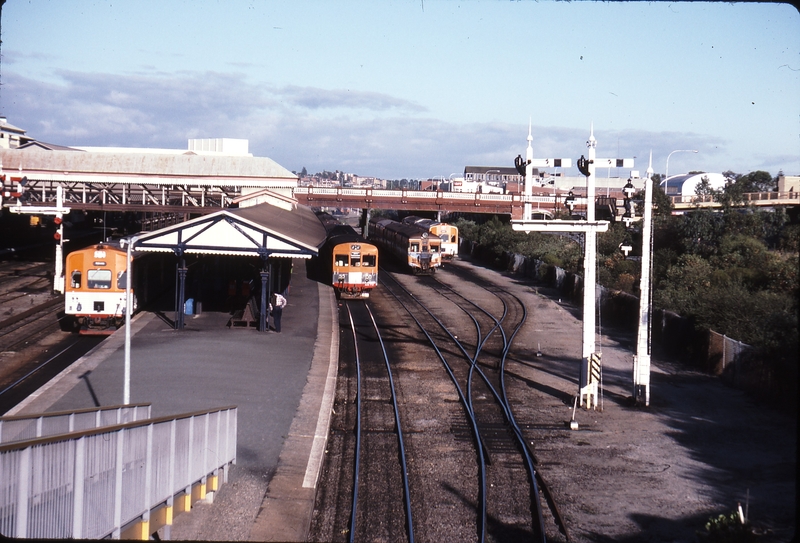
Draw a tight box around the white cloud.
[1,69,789,180]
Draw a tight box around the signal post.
[2,172,70,293]
[512,124,632,409]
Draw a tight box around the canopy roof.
[133,202,327,259]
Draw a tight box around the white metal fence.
[0,405,237,539]
[0,404,151,444]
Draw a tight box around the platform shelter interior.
[128,202,326,331]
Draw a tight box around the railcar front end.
[406,233,441,275]
[64,244,133,335]
[331,240,379,298]
[430,223,458,260]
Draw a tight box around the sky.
[1,0,798,181]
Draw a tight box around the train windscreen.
[87,269,112,289]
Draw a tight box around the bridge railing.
[0,404,151,444]
[294,186,585,206]
[670,191,800,206]
[0,405,237,540]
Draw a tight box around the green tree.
[738,171,775,192]
[678,209,725,256]
[633,181,673,217]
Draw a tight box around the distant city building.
[778,174,799,193]
[0,117,32,149]
[463,166,525,184]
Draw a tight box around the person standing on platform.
[270,291,287,332]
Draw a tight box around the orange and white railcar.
[64,243,134,335]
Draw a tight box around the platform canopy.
[132,201,327,259]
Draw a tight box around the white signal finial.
[526,118,533,160]
[587,122,596,148]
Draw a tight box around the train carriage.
[368,217,442,274]
[65,243,134,335]
[401,216,459,260]
[315,212,379,299]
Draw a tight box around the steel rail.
[345,301,415,543]
[379,269,489,543]
[417,272,552,542]
[345,303,363,543]
[428,277,549,541]
[395,272,553,540]
[437,270,571,542]
[0,337,84,399]
[0,296,64,335]
[364,302,415,543]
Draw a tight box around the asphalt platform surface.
[7,260,339,542]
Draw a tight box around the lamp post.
[122,234,140,405]
[665,149,698,182]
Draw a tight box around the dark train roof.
[315,212,373,249]
[371,218,431,240]
[326,225,362,246]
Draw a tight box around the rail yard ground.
[27,255,793,542]
[438,259,795,541]
[312,257,796,542]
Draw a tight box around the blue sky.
[1,1,798,180]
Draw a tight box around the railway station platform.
[5,260,339,541]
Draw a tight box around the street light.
[484,169,500,182]
[665,149,698,182]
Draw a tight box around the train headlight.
[76,303,82,311]
[337,274,347,282]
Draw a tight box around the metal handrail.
[0,404,151,444]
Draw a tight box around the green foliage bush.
[455,204,798,367]
[701,509,754,542]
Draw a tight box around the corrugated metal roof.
[134,201,327,258]
[0,147,297,180]
[229,203,328,251]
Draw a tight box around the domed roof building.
[660,172,727,198]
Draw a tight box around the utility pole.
[4,175,71,293]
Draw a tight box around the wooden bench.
[228,297,259,328]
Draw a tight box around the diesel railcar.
[368,217,442,274]
[64,243,134,335]
[401,216,459,260]
[315,212,379,299]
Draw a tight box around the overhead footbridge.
[0,146,298,215]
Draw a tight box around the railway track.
[311,263,571,542]
[383,270,551,542]
[0,333,103,414]
[345,300,414,542]
[0,297,67,351]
